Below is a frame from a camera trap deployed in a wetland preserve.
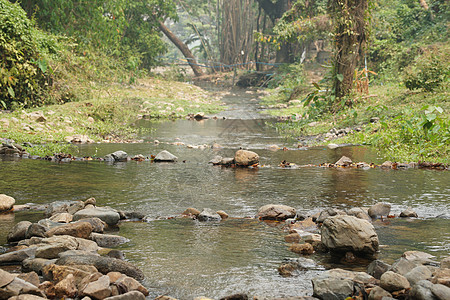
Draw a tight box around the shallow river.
[0,88,449,299]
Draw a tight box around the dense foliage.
[0,0,53,109]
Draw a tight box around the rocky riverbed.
[1,191,449,299]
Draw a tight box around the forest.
[0,0,449,162]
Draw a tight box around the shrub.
[0,0,50,109]
[403,45,449,92]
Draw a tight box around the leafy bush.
[268,62,307,100]
[0,0,50,109]
[403,45,449,91]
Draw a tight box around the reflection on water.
[1,92,449,298]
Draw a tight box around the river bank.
[0,78,225,157]
[261,83,449,164]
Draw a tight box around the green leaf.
[426,114,436,122]
[435,106,443,114]
[7,86,15,98]
[336,74,344,82]
[312,82,320,89]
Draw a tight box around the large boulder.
[405,266,433,286]
[154,150,177,162]
[321,215,379,256]
[55,255,144,281]
[7,221,32,243]
[73,207,120,226]
[256,204,296,221]
[234,150,259,167]
[0,194,15,212]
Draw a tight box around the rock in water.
[73,207,120,226]
[400,207,418,218]
[335,156,352,166]
[234,150,259,167]
[105,151,128,162]
[154,150,177,162]
[7,221,32,243]
[256,204,296,221]
[368,202,391,218]
[0,194,15,212]
[321,215,379,256]
[197,208,221,222]
[55,255,145,280]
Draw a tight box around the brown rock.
[38,281,56,298]
[115,275,149,296]
[335,156,352,166]
[43,264,98,287]
[17,272,40,287]
[256,204,296,220]
[0,268,15,287]
[46,222,93,239]
[234,150,259,166]
[0,194,15,212]
[431,268,450,287]
[380,271,410,292]
[289,243,314,255]
[284,233,301,243]
[8,295,48,300]
[104,291,146,300]
[54,273,77,298]
[49,213,73,223]
[182,208,200,216]
[81,275,111,299]
[216,210,229,219]
[368,286,392,300]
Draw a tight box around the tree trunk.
[158,21,204,77]
[329,0,368,98]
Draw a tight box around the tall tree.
[328,0,368,98]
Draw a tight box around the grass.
[0,77,224,156]
[261,82,450,164]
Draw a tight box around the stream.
[0,87,449,299]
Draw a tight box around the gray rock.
[335,156,352,166]
[37,218,62,230]
[316,208,346,223]
[110,151,128,162]
[220,157,235,165]
[104,291,146,300]
[321,215,379,255]
[367,260,390,279]
[389,257,418,275]
[0,246,37,265]
[118,211,145,220]
[22,258,56,274]
[0,194,15,212]
[380,271,410,292]
[58,250,99,258]
[347,207,371,222]
[234,150,259,166]
[312,275,354,300]
[431,284,450,300]
[197,208,222,222]
[7,221,32,243]
[35,243,76,259]
[256,204,296,221]
[67,200,85,215]
[209,155,223,165]
[405,265,433,285]
[44,201,78,217]
[154,150,177,162]
[90,233,130,248]
[56,255,144,280]
[368,286,392,300]
[368,203,391,218]
[402,250,435,264]
[409,280,437,300]
[73,207,120,226]
[400,207,418,218]
[7,295,48,300]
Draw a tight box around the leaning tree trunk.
[329,0,368,98]
[158,21,204,77]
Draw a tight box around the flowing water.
[0,88,449,299]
